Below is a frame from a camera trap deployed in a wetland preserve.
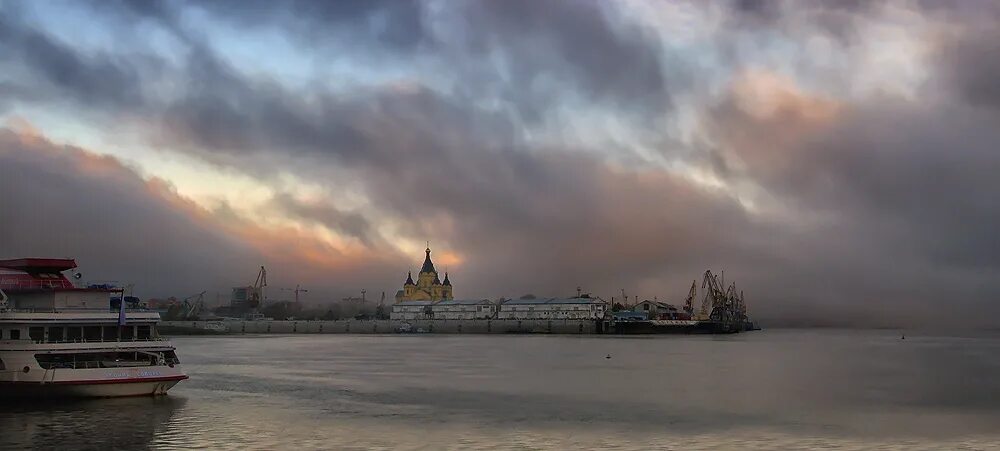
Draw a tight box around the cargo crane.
[180,291,206,320]
[699,270,724,320]
[247,266,267,319]
[280,285,308,304]
[698,270,751,331]
[700,270,735,325]
[683,280,697,316]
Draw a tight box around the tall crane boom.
[248,266,267,308]
[280,284,308,303]
[181,291,206,320]
[683,279,697,315]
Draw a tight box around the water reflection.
[1,331,999,450]
[0,396,185,450]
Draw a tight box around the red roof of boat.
[0,258,78,273]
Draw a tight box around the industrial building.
[391,299,494,320]
[390,300,436,321]
[497,297,606,320]
[432,299,496,320]
[390,297,606,321]
[632,300,689,320]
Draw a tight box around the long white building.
[497,297,607,320]
[390,300,435,321]
[390,297,606,321]
[431,299,495,320]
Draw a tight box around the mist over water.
[2,330,999,450]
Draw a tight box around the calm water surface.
[2,329,999,450]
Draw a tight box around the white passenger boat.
[0,258,187,398]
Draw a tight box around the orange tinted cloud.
[729,69,841,123]
[1,125,402,292]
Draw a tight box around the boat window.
[66,327,82,342]
[102,326,117,341]
[29,327,44,342]
[163,350,180,364]
[36,351,170,370]
[0,358,4,370]
[136,325,150,340]
[83,326,102,342]
[122,326,134,340]
[9,329,20,340]
[48,326,64,342]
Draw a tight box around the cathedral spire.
[420,246,437,273]
[404,271,414,286]
[443,272,451,286]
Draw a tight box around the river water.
[2,329,999,450]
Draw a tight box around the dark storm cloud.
[456,0,672,116]
[83,0,429,51]
[195,0,429,51]
[0,12,149,109]
[0,129,404,300]
[155,46,370,160]
[81,0,672,120]
[700,77,1000,325]
[0,129,258,296]
[941,26,1000,110]
[267,192,378,247]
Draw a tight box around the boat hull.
[0,377,184,398]
[0,342,188,399]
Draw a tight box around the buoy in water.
[605,354,611,359]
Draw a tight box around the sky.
[1,0,999,327]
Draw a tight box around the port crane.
[248,266,267,308]
[699,270,749,329]
[700,270,733,324]
[280,285,308,304]
[683,280,697,316]
[180,291,206,320]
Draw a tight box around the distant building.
[612,311,648,321]
[390,299,494,320]
[390,297,607,321]
[391,300,436,320]
[497,297,606,320]
[633,300,688,320]
[394,246,453,303]
[432,299,495,320]
[145,297,179,310]
[231,286,258,309]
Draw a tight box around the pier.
[160,318,757,335]
[160,319,601,335]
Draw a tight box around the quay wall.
[160,319,599,335]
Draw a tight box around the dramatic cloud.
[0,127,255,293]
[2,1,999,327]
[0,127,402,300]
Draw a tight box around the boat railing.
[2,307,158,314]
[0,279,76,290]
[31,337,169,344]
[38,360,162,370]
